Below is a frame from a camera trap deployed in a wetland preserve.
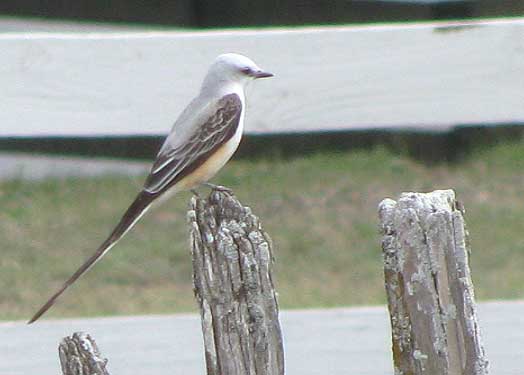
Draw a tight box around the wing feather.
[144,93,242,194]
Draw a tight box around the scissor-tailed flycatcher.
[29,53,273,323]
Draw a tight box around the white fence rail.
[1,18,523,137]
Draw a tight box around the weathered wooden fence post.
[378,189,488,375]
[56,190,283,375]
[188,190,285,375]
[58,332,110,375]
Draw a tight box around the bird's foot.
[204,183,233,194]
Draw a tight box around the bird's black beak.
[253,70,274,79]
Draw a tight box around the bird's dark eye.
[241,67,252,75]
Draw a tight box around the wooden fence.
[55,189,487,374]
[1,18,524,138]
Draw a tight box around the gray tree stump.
[378,189,488,375]
[59,332,110,375]
[188,190,285,375]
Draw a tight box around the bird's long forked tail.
[28,191,154,324]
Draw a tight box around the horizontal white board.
[1,18,524,137]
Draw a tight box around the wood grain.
[58,332,110,375]
[1,18,523,137]
[188,190,285,375]
[379,190,488,375]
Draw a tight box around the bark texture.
[188,190,285,375]
[379,190,488,375]
[59,332,110,375]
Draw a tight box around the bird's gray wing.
[144,93,243,194]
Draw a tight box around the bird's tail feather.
[28,191,154,324]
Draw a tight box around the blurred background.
[1,0,524,28]
[1,0,524,321]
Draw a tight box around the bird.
[28,53,273,324]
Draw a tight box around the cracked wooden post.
[58,332,110,375]
[188,190,285,375]
[378,189,488,375]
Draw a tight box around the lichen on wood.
[188,190,285,375]
[59,332,110,375]
[379,189,488,375]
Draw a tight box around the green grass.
[2,142,524,321]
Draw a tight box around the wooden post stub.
[188,190,285,375]
[378,189,488,375]
[59,332,110,375]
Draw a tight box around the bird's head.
[201,53,273,92]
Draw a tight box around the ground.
[1,141,523,320]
